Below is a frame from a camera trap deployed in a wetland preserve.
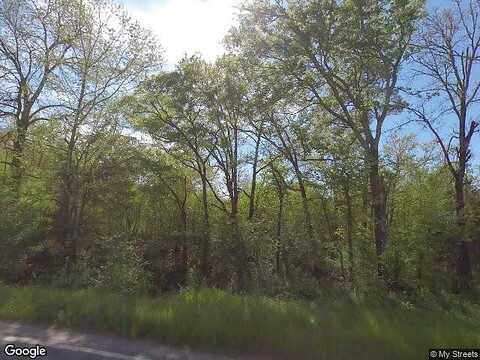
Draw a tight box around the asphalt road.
[0,321,237,360]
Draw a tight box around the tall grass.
[0,286,478,359]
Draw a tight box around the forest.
[0,0,479,358]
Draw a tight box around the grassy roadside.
[0,286,478,359]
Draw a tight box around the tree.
[267,160,293,279]
[54,0,159,281]
[204,55,251,290]
[263,100,315,244]
[130,56,214,282]
[0,0,77,191]
[411,0,479,292]
[314,125,366,287]
[229,0,424,280]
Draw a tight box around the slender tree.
[55,0,159,281]
[411,0,480,292]
[130,56,214,282]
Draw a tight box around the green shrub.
[92,236,152,295]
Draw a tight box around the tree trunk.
[362,181,369,231]
[179,200,188,285]
[57,170,82,286]
[200,172,211,283]
[295,167,314,242]
[368,152,388,280]
[344,184,355,286]
[231,182,248,291]
[271,164,287,279]
[330,195,345,279]
[11,123,27,195]
[248,133,261,220]
[454,175,472,292]
[230,195,247,291]
[58,121,83,286]
[275,189,284,276]
[180,208,187,233]
[232,216,247,291]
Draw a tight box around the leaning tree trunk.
[454,174,473,292]
[271,164,287,279]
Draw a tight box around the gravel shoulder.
[0,320,249,360]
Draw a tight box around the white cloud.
[124,0,241,65]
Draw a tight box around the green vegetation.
[0,286,478,359]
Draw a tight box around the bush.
[92,236,152,295]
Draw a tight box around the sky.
[116,0,449,66]
[118,0,241,66]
